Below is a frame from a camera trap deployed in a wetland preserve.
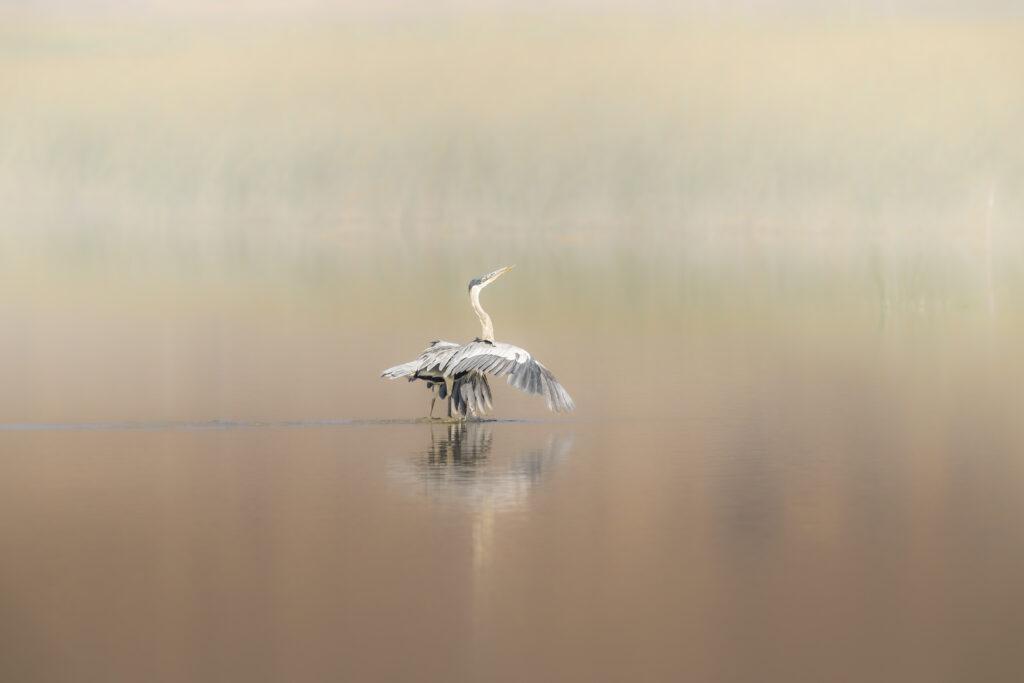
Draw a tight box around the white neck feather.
[470,286,494,341]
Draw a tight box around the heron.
[381,266,575,419]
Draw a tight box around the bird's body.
[381,266,574,418]
[382,340,493,417]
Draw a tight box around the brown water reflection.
[390,421,576,657]
[391,422,574,511]
[3,398,1024,682]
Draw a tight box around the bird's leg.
[427,383,437,419]
[444,377,454,420]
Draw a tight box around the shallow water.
[3,392,1024,682]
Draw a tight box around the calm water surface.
[3,393,1024,682]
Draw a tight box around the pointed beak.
[484,265,515,284]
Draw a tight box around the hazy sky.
[3,0,1022,19]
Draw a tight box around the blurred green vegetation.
[1,16,1022,332]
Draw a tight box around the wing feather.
[385,338,574,414]
[451,370,491,417]
[442,341,575,413]
[381,340,461,379]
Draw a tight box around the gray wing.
[451,370,493,417]
[383,341,493,417]
[381,340,461,379]
[443,341,575,413]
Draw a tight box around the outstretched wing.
[381,340,461,379]
[443,341,575,413]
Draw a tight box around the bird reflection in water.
[396,422,575,512]
[423,421,494,472]
[390,422,575,632]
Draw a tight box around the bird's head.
[468,265,514,293]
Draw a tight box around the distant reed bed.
[1,15,1022,329]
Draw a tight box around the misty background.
[1,1,1022,420]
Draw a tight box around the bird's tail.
[381,360,419,379]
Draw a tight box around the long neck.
[470,286,494,341]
